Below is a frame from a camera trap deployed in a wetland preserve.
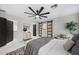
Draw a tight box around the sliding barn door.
[47,21,53,37]
[39,22,42,37]
[39,21,53,38]
[42,22,47,37]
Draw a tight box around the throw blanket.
[24,38,52,55]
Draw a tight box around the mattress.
[38,39,70,55]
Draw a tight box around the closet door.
[42,22,47,37]
[39,21,53,38]
[47,21,53,37]
[39,22,42,37]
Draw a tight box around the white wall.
[53,13,79,36]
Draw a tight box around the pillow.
[68,34,79,52]
[72,34,79,43]
[71,40,79,55]
[63,39,75,51]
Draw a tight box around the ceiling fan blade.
[24,12,35,15]
[38,7,44,14]
[40,16,47,18]
[28,7,37,14]
[40,12,50,16]
[39,17,42,19]
[51,4,58,8]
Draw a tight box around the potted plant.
[65,21,78,34]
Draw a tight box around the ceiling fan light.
[35,15,39,18]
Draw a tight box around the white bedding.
[38,39,70,55]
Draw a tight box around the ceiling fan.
[24,6,50,19]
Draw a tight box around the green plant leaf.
[65,21,78,34]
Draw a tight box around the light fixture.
[24,6,50,19]
[35,15,39,18]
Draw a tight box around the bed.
[6,38,70,55]
[6,34,79,55]
[24,38,69,55]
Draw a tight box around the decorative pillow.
[67,34,79,52]
[63,39,75,51]
[71,40,79,55]
[72,34,79,43]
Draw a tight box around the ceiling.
[0,4,79,22]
